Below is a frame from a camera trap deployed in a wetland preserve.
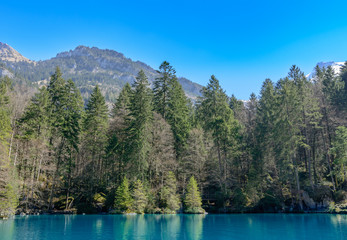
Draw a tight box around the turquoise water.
[1,214,347,240]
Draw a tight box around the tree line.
[0,61,346,216]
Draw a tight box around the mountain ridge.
[0,43,203,105]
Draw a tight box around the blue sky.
[1,0,347,99]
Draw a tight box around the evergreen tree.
[153,61,175,119]
[167,77,190,158]
[184,176,204,213]
[126,70,153,179]
[330,126,347,189]
[80,85,109,202]
[114,177,133,212]
[47,68,84,210]
[180,127,208,192]
[197,75,240,200]
[159,171,180,213]
[132,179,148,213]
[112,83,132,117]
[338,62,347,111]
[107,83,132,184]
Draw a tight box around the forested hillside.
[0,61,346,216]
[0,43,202,105]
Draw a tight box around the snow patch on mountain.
[306,61,345,79]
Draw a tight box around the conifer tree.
[47,68,84,210]
[184,176,204,213]
[126,70,153,179]
[107,83,132,184]
[330,126,347,189]
[197,75,240,199]
[167,77,190,158]
[180,127,208,192]
[153,61,175,119]
[81,85,108,200]
[114,177,133,212]
[159,171,180,213]
[132,179,148,213]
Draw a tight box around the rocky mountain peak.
[0,42,32,63]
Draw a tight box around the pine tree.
[153,61,175,119]
[112,83,132,117]
[197,75,240,200]
[126,70,153,179]
[159,171,180,213]
[330,126,347,189]
[338,62,347,111]
[114,177,133,212]
[180,127,208,193]
[107,83,132,184]
[184,176,204,213]
[80,85,109,202]
[167,77,190,158]
[47,68,84,210]
[132,179,148,213]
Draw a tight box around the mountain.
[306,61,345,79]
[0,42,32,63]
[0,43,202,105]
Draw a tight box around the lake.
[1,214,347,240]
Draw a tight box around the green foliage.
[114,177,133,212]
[160,172,180,213]
[153,61,175,118]
[0,184,18,217]
[167,77,190,158]
[82,85,109,196]
[132,179,148,213]
[330,126,347,188]
[184,176,204,213]
[126,70,153,179]
[0,77,19,217]
[197,75,240,198]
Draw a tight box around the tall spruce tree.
[159,171,180,213]
[47,68,84,210]
[167,77,190,159]
[153,61,175,119]
[107,83,132,184]
[330,126,347,189]
[132,179,148,213]
[126,70,153,180]
[81,85,108,201]
[184,176,204,213]
[197,75,240,201]
[114,176,133,212]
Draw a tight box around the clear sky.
[1,0,347,99]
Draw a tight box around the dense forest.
[0,61,346,217]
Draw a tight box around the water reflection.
[0,217,15,239]
[183,214,205,240]
[2,214,347,240]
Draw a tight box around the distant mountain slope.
[306,61,345,79]
[0,43,203,104]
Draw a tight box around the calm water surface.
[1,214,347,240]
